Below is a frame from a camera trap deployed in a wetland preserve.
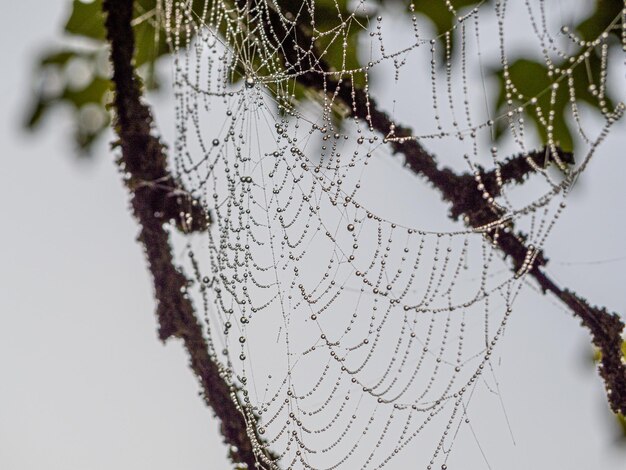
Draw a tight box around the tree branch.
[101,2,625,468]
[344,74,626,416]
[102,1,275,467]
[479,146,574,197]
[257,2,626,415]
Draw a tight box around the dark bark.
[102,1,274,468]
[258,2,626,415]
[339,67,626,416]
[101,3,625,469]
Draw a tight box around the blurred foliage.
[410,0,482,53]
[25,0,622,154]
[297,0,367,81]
[492,54,612,152]
[25,0,169,153]
[618,413,626,437]
[491,0,622,152]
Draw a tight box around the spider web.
[154,0,624,468]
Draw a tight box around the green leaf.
[491,52,613,152]
[132,1,170,67]
[25,0,167,153]
[576,0,622,42]
[493,59,574,151]
[65,0,106,41]
[41,51,78,66]
[488,0,621,152]
[62,76,112,107]
[409,0,485,60]
[276,0,368,86]
[411,0,483,39]
[617,413,626,437]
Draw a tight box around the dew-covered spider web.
[154,0,625,468]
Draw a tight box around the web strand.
[156,0,624,468]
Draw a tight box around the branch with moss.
[20,0,622,466]
[102,0,276,467]
[255,0,626,416]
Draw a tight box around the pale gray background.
[1,1,625,469]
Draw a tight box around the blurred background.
[1,1,625,469]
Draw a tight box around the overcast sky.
[1,1,625,469]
